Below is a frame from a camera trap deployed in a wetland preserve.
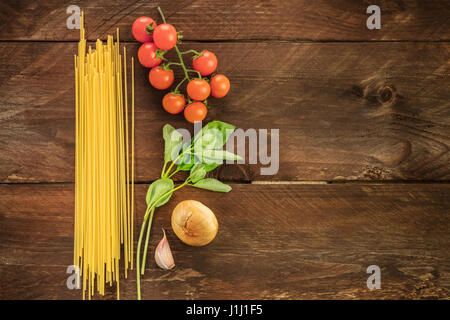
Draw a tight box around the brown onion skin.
[171,200,218,246]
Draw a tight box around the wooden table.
[0,0,449,300]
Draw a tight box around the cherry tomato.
[149,67,174,90]
[184,102,207,123]
[153,24,178,51]
[132,16,157,43]
[187,79,210,101]
[138,42,162,68]
[210,74,230,98]
[192,51,217,76]
[162,93,186,114]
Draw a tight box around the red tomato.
[192,51,217,76]
[153,24,178,51]
[186,79,210,101]
[184,102,207,123]
[162,93,186,114]
[210,74,230,98]
[149,67,174,90]
[138,42,162,68]
[132,16,157,43]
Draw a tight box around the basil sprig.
[136,121,241,300]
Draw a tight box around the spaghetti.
[74,12,135,300]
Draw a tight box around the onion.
[171,200,218,246]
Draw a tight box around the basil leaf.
[192,178,232,193]
[193,121,236,151]
[198,150,242,164]
[189,164,207,183]
[163,124,183,163]
[203,163,220,172]
[177,151,195,171]
[145,178,174,207]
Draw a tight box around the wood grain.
[0,0,449,41]
[0,183,449,299]
[0,42,449,182]
[1,0,449,303]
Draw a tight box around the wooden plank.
[0,183,449,299]
[0,42,449,182]
[0,0,449,41]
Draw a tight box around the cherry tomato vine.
[132,7,230,123]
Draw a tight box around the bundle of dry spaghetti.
[74,12,135,300]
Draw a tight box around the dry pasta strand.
[74,12,134,300]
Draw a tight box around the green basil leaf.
[163,124,183,163]
[177,151,195,171]
[198,150,242,164]
[192,178,232,193]
[203,163,220,172]
[145,178,174,207]
[189,164,207,183]
[193,121,236,151]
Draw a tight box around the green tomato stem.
[163,10,190,81]
[157,7,193,87]
[174,45,190,81]
[173,76,188,94]
[165,62,182,68]
[186,69,202,79]
[181,49,202,56]
[157,7,166,23]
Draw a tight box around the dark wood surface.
[1,184,449,299]
[1,42,449,182]
[0,0,449,300]
[0,0,449,41]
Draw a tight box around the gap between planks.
[252,181,328,185]
[2,181,449,187]
[251,180,450,185]
[1,39,450,44]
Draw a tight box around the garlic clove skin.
[154,229,175,270]
[171,200,218,247]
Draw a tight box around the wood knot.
[356,76,399,108]
[377,85,396,105]
[362,166,392,180]
[352,85,364,98]
[210,163,252,182]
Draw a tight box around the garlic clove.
[154,229,175,270]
